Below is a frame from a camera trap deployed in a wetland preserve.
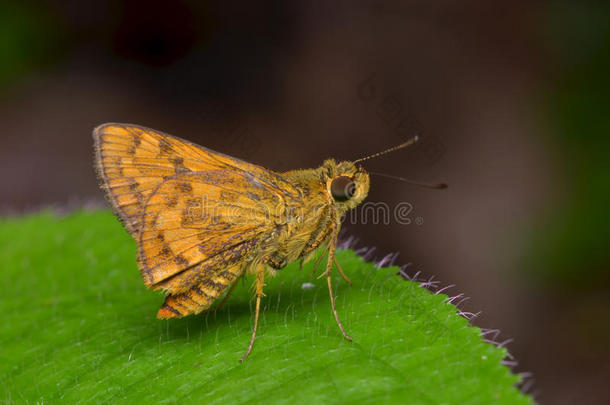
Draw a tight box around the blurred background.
[1,1,609,403]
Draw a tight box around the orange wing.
[138,170,290,293]
[93,123,302,294]
[93,123,296,234]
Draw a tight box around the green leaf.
[0,211,531,404]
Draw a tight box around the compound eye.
[330,176,356,202]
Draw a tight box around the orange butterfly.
[93,123,428,361]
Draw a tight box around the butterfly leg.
[325,228,352,342]
[240,264,265,362]
[312,243,330,277]
[333,257,352,286]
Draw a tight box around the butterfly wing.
[93,123,290,235]
[138,169,292,293]
[93,123,303,299]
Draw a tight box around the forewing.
[138,169,291,292]
[93,123,287,235]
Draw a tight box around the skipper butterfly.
[93,123,435,361]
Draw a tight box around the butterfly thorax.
[265,159,370,269]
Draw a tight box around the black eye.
[330,176,356,202]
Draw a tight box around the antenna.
[353,135,419,164]
[368,171,448,190]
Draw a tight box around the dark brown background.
[2,1,609,403]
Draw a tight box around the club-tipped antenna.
[353,135,419,164]
[369,171,448,190]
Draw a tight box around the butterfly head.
[321,159,370,210]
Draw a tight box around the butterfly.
[93,123,440,361]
